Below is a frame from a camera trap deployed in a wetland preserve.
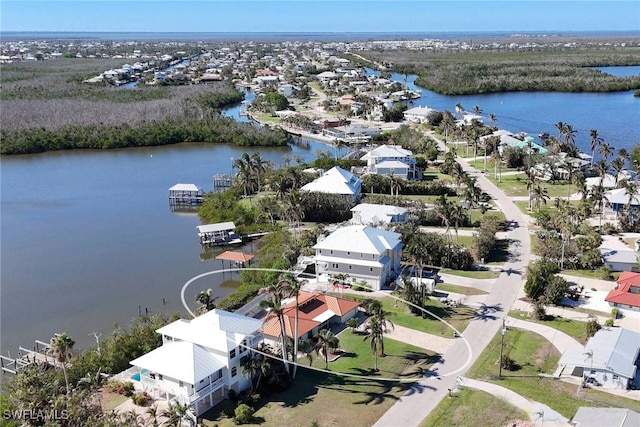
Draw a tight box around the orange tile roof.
[605,272,640,308]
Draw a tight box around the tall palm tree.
[250,152,268,193]
[621,180,640,225]
[531,183,549,212]
[589,184,608,227]
[363,317,385,371]
[563,161,578,200]
[525,167,537,211]
[611,157,626,185]
[388,172,401,196]
[286,277,307,379]
[595,159,608,187]
[49,333,75,396]
[462,176,482,223]
[473,105,482,116]
[589,129,602,165]
[491,138,503,182]
[599,142,614,163]
[241,352,271,392]
[488,113,496,126]
[314,329,339,370]
[562,124,577,149]
[160,403,189,427]
[455,103,465,119]
[195,288,217,315]
[440,110,456,144]
[555,121,565,142]
[259,281,291,370]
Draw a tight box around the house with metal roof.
[300,166,362,201]
[313,225,403,291]
[350,203,408,226]
[606,271,640,311]
[601,250,640,273]
[129,309,263,417]
[572,407,640,427]
[558,327,640,390]
[360,144,418,180]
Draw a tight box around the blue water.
[596,66,640,77]
[381,71,640,152]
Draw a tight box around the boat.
[196,222,243,246]
[538,132,550,140]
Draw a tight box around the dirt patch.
[534,341,555,367]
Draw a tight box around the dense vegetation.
[363,50,640,95]
[0,58,289,154]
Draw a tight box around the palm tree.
[531,183,549,212]
[146,405,160,427]
[455,103,465,119]
[589,184,608,227]
[491,138,503,182]
[488,113,496,126]
[259,281,291,369]
[563,161,578,200]
[285,191,304,238]
[388,172,401,196]
[241,352,271,392]
[473,105,482,116]
[590,129,602,165]
[595,159,608,187]
[314,329,339,370]
[195,288,217,315]
[599,142,614,163]
[555,121,565,142]
[286,277,307,379]
[363,317,385,371]
[251,152,268,193]
[562,123,577,148]
[621,180,640,226]
[611,157,626,185]
[160,403,189,427]
[525,167,537,211]
[462,176,482,223]
[49,333,75,396]
[440,110,456,143]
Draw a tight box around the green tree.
[195,288,217,315]
[314,329,339,370]
[49,332,75,396]
[524,260,560,301]
[363,316,386,371]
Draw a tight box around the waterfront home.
[605,271,640,311]
[557,327,640,390]
[321,124,382,143]
[350,203,408,226]
[129,309,263,417]
[585,171,635,191]
[261,291,360,342]
[360,144,418,180]
[313,225,403,291]
[300,166,362,202]
[605,186,640,217]
[403,105,438,124]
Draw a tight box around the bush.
[585,317,601,338]
[596,267,613,280]
[132,392,152,406]
[234,404,255,425]
[604,319,615,327]
[611,308,619,319]
[500,355,520,371]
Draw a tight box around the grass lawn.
[440,268,499,279]
[560,269,615,281]
[100,389,129,411]
[201,334,437,427]
[421,388,529,427]
[509,310,589,344]
[467,328,640,418]
[466,159,519,174]
[343,294,474,337]
[436,283,488,296]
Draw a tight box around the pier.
[1,339,61,374]
[213,174,233,192]
[169,183,204,205]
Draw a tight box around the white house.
[403,106,438,123]
[313,225,403,291]
[572,407,640,427]
[129,309,263,417]
[360,144,418,180]
[300,166,362,201]
[558,327,640,390]
[350,203,408,225]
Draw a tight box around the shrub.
[234,404,255,425]
[500,355,520,371]
[596,267,613,280]
[585,317,601,338]
[132,392,151,406]
[611,308,619,319]
[604,319,615,327]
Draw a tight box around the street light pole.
[499,318,507,379]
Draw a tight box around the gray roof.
[601,249,640,265]
[572,407,640,427]
[559,328,640,379]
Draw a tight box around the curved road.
[374,135,532,427]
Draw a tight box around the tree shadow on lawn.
[489,239,510,263]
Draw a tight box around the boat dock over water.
[1,338,61,374]
[169,183,204,205]
[197,221,243,246]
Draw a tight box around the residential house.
[313,225,403,291]
[300,166,362,202]
[350,203,408,225]
[601,250,640,273]
[558,327,640,390]
[403,105,439,124]
[605,271,640,311]
[605,186,640,217]
[571,407,640,427]
[261,291,360,342]
[360,144,419,180]
[129,309,263,417]
[322,124,382,144]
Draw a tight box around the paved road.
[374,134,532,427]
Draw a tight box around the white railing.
[189,377,224,403]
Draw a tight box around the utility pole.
[499,318,507,379]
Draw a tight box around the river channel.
[1,68,639,360]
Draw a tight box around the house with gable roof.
[129,309,263,416]
[360,144,419,180]
[350,203,408,225]
[558,327,640,390]
[313,225,403,291]
[300,166,362,202]
[605,271,640,311]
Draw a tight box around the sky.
[1,1,639,33]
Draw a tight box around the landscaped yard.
[440,268,499,279]
[466,328,640,419]
[201,333,437,427]
[466,158,519,174]
[509,310,589,344]
[436,283,488,296]
[421,388,528,427]
[343,294,475,337]
[485,174,575,199]
[560,269,615,281]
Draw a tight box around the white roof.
[169,183,199,192]
[585,174,619,189]
[196,222,236,234]
[130,341,226,385]
[360,144,412,160]
[403,106,436,117]
[572,407,640,427]
[301,166,361,196]
[559,328,640,379]
[601,249,640,264]
[606,187,640,206]
[157,309,263,352]
[375,160,410,170]
[312,310,336,323]
[314,225,402,255]
[351,203,407,225]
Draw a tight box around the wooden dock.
[1,339,62,375]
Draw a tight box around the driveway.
[374,133,532,427]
